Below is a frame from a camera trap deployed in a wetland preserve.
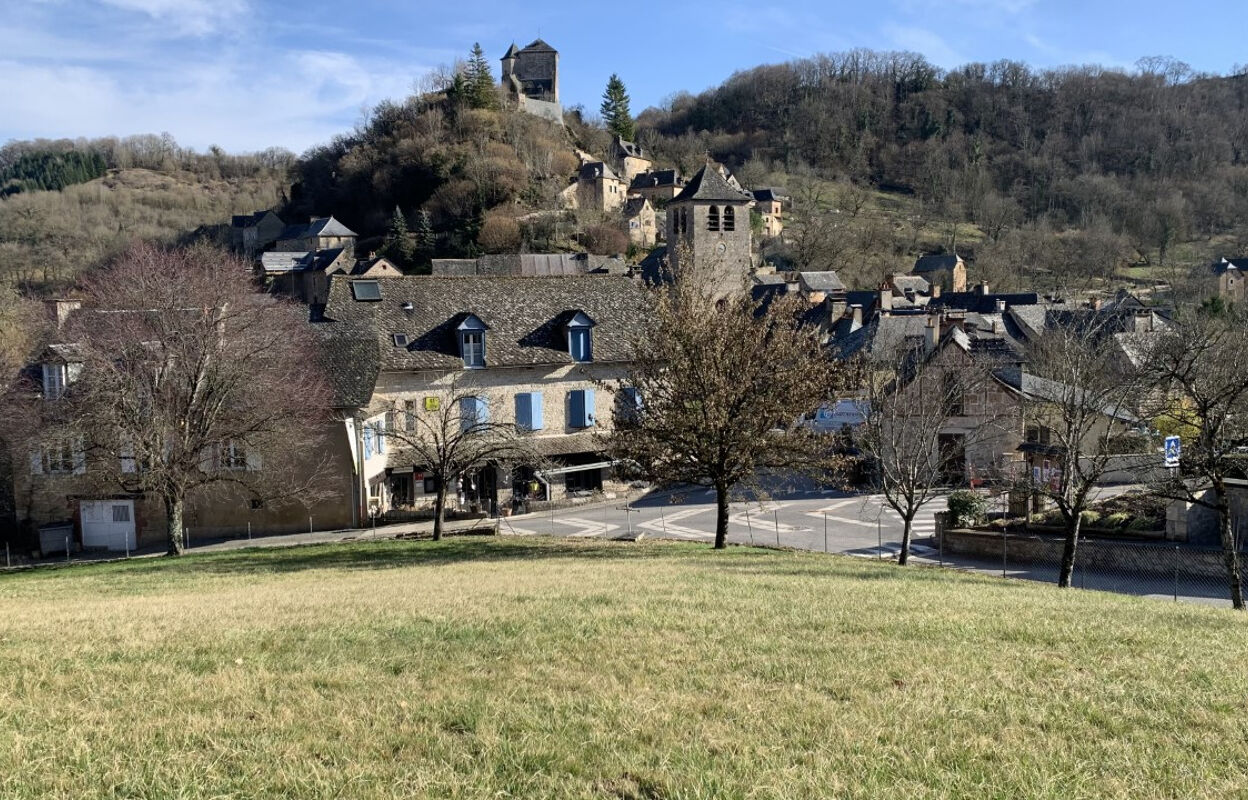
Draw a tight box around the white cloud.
[97,0,249,36]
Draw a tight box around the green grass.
[1,538,1246,798]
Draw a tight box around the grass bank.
[1,537,1245,798]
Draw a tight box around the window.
[37,437,82,475]
[707,205,720,231]
[569,389,596,428]
[112,504,131,523]
[363,426,375,459]
[42,363,66,400]
[680,207,689,234]
[723,205,735,232]
[392,333,409,347]
[515,392,544,432]
[461,396,489,433]
[457,314,488,368]
[351,280,382,301]
[461,331,485,367]
[221,440,248,470]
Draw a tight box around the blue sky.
[3,0,1245,155]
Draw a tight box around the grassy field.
[2,537,1247,799]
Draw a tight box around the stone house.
[6,303,353,552]
[624,197,657,248]
[912,253,967,293]
[316,274,650,520]
[610,136,652,182]
[665,162,755,290]
[1209,257,1248,302]
[230,210,285,256]
[273,216,358,253]
[572,162,626,212]
[750,189,786,238]
[629,170,685,206]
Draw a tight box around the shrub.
[947,491,987,528]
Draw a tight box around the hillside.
[1,537,1246,798]
[0,135,292,292]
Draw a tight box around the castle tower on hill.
[500,39,562,123]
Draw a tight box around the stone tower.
[500,39,559,102]
[666,162,755,292]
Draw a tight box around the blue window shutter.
[569,390,584,428]
[583,389,596,427]
[569,328,592,362]
[363,427,374,459]
[515,393,531,430]
[530,392,543,430]
[477,397,489,424]
[516,392,543,431]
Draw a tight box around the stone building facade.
[665,162,755,291]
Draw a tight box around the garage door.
[80,500,136,551]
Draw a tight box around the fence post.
[247,521,252,541]
[1002,532,1008,579]
[745,509,754,545]
[660,507,667,537]
[823,511,828,553]
[65,535,70,565]
[603,503,609,537]
[308,515,313,535]
[5,542,9,568]
[1174,544,1180,603]
[877,517,882,561]
[185,527,190,550]
[773,510,780,548]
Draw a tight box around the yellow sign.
[423,396,440,412]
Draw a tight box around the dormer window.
[457,314,488,368]
[42,363,66,400]
[565,311,596,363]
[708,205,720,231]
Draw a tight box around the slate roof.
[614,137,646,159]
[671,163,754,204]
[630,170,682,190]
[913,254,963,273]
[260,251,311,273]
[502,43,519,59]
[1212,257,1248,274]
[318,275,650,377]
[305,216,357,238]
[623,197,651,217]
[579,161,620,181]
[797,271,846,294]
[928,292,1040,313]
[521,38,557,53]
[832,315,931,360]
[890,275,930,295]
[750,188,787,203]
[993,366,1137,422]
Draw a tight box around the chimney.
[995,298,1007,314]
[925,313,939,353]
[931,283,941,299]
[978,280,990,295]
[1090,297,1103,311]
[879,288,893,314]
[49,299,81,330]
[851,304,863,327]
[1133,309,1153,333]
[830,296,847,319]
[991,318,1002,334]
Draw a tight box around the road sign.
[1164,436,1181,468]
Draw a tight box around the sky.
[3,0,1246,155]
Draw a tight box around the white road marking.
[556,516,620,538]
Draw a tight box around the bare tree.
[378,376,537,541]
[1010,316,1149,587]
[859,328,1008,565]
[606,271,844,549]
[1141,307,1248,609]
[60,242,336,555]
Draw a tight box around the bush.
[947,491,986,528]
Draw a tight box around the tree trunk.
[433,484,447,542]
[898,515,913,566]
[1216,495,1244,610]
[1058,512,1082,588]
[713,485,729,550]
[165,495,184,556]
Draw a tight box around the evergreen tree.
[381,206,416,269]
[466,43,497,110]
[600,74,635,141]
[412,209,436,274]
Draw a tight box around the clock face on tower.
[715,242,727,254]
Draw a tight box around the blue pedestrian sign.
[1164,436,1181,468]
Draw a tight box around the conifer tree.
[466,43,497,109]
[600,74,636,141]
[381,206,415,268]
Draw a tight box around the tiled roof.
[797,271,846,293]
[319,275,650,375]
[305,216,357,238]
[260,251,311,273]
[928,292,1040,313]
[520,38,557,53]
[1212,257,1248,274]
[671,163,754,204]
[624,197,651,217]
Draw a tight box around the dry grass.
[1,537,1246,798]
